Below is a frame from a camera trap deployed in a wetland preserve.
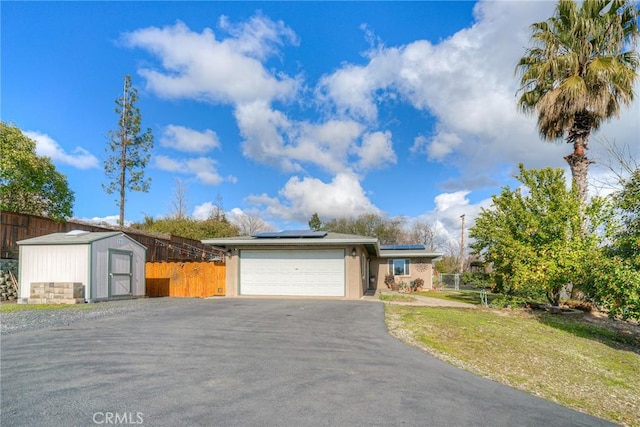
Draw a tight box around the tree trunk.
[564,151,591,204]
[565,113,593,205]
[119,133,127,230]
[119,78,128,230]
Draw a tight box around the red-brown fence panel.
[145,261,225,297]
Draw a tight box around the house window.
[389,259,410,276]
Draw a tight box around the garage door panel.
[240,249,345,296]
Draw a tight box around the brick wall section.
[29,282,84,304]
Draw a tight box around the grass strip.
[379,294,417,302]
[0,303,92,313]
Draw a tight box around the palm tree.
[516,0,638,203]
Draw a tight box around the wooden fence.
[1,211,223,262]
[146,261,225,297]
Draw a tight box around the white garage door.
[240,249,345,296]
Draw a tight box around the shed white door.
[240,249,345,296]
[109,250,132,296]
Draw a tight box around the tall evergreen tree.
[308,213,323,231]
[103,75,154,229]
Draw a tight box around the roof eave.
[201,237,379,247]
[378,250,444,258]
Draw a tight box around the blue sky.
[2,1,638,245]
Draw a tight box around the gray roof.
[18,231,129,246]
[202,232,442,258]
[379,249,442,259]
[202,232,377,245]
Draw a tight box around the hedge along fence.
[146,261,225,297]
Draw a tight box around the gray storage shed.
[17,231,147,302]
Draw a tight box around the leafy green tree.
[612,167,640,268]
[470,164,603,305]
[103,75,154,229]
[586,255,640,320]
[516,0,639,203]
[0,122,74,221]
[581,167,640,320]
[133,216,239,241]
[308,213,323,231]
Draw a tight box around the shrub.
[584,256,640,320]
[489,295,530,309]
[461,272,492,289]
[384,274,395,289]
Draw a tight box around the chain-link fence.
[437,272,492,290]
[438,273,460,290]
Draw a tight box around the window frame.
[388,259,410,276]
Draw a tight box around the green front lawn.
[386,306,640,426]
[415,289,492,305]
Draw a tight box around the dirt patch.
[578,312,640,346]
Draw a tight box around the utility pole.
[459,214,465,274]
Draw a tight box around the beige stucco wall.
[223,245,366,299]
[370,257,434,291]
[346,247,365,298]
[222,245,437,297]
[225,250,239,297]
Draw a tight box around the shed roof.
[17,231,144,248]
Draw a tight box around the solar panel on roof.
[380,244,425,250]
[253,230,328,238]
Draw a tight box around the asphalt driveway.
[1,298,611,426]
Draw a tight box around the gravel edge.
[0,298,173,335]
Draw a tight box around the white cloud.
[246,172,379,222]
[187,157,225,186]
[161,125,220,153]
[122,19,299,105]
[313,1,640,188]
[235,100,376,173]
[228,207,245,219]
[355,131,396,170]
[123,18,401,176]
[218,13,299,61]
[425,131,462,162]
[25,131,99,169]
[235,100,297,171]
[414,190,493,247]
[434,191,471,213]
[154,155,182,172]
[72,215,132,228]
[154,155,232,186]
[192,202,216,220]
[317,47,401,122]
[286,120,364,173]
